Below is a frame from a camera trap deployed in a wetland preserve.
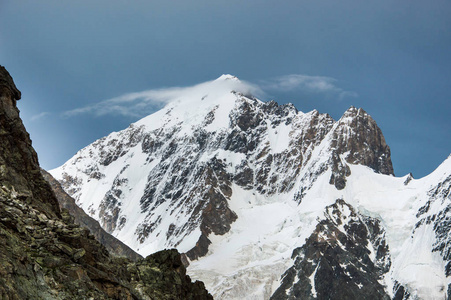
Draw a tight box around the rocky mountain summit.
[50,75,451,299]
[0,65,212,299]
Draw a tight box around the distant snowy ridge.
[50,75,451,299]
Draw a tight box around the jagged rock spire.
[331,106,394,175]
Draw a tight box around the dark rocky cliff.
[271,199,391,300]
[0,66,61,219]
[0,65,212,299]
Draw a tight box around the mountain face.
[50,75,451,299]
[0,65,212,299]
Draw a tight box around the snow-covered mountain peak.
[48,76,451,298]
[216,74,240,81]
[50,87,395,264]
[131,75,262,134]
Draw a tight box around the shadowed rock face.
[0,65,212,299]
[331,107,394,176]
[271,199,391,300]
[0,65,61,219]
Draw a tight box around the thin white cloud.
[262,74,357,100]
[62,74,353,119]
[30,112,51,121]
[62,76,262,119]
[62,89,177,118]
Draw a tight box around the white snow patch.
[309,263,320,298]
[266,120,291,154]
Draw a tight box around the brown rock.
[331,107,394,176]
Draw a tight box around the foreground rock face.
[0,65,212,299]
[0,66,61,220]
[0,192,211,299]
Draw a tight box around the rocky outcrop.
[328,151,351,190]
[0,65,61,219]
[41,169,142,261]
[0,65,212,299]
[0,66,21,101]
[331,106,394,176]
[271,199,391,300]
[0,189,212,299]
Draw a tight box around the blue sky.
[0,0,450,178]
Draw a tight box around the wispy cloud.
[62,74,354,119]
[30,112,51,121]
[62,76,262,119]
[62,89,179,118]
[262,74,357,100]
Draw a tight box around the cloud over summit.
[62,74,354,119]
[62,76,261,119]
